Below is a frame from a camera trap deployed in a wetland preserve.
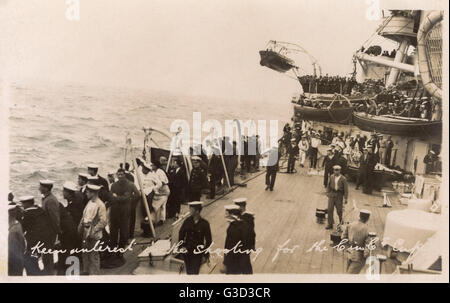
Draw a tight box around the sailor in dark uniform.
[287,138,299,173]
[20,196,55,276]
[8,204,26,276]
[39,179,61,275]
[107,168,141,265]
[178,201,212,275]
[322,148,335,188]
[87,164,112,207]
[189,156,208,201]
[63,181,84,226]
[363,146,378,195]
[87,164,110,190]
[222,204,248,275]
[167,158,187,219]
[57,186,81,275]
[265,146,280,191]
[208,146,223,199]
[78,172,90,207]
[234,198,255,274]
[342,209,371,274]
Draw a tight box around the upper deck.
[101,163,403,276]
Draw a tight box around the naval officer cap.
[290,138,297,142]
[63,181,78,192]
[191,156,202,161]
[188,201,203,209]
[332,165,341,170]
[360,209,371,220]
[224,204,241,214]
[233,198,247,206]
[39,179,54,187]
[87,164,99,169]
[86,184,102,191]
[78,173,89,179]
[19,195,35,204]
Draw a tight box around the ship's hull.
[259,50,296,73]
[293,104,353,124]
[353,112,442,139]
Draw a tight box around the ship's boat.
[353,112,442,139]
[293,104,354,124]
[259,50,297,73]
[301,94,374,104]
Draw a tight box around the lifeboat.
[259,50,297,73]
[352,112,442,139]
[293,105,354,124]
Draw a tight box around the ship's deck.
[101,164,406,275]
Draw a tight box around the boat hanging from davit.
[353,112,442,138]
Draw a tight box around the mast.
[354,10,420,87]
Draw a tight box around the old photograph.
[0,0,448,282]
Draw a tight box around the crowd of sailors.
[294,80,442,121]
[8,123,441,276]
[298,75,357,94]
[280,122,394,193]
[7,135,266,276]
[356,92,442,121]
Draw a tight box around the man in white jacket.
[298,136,309,168]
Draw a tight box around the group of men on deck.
[7,163,144,276]
[178,198,256,275]
[8,152,261,276]
[278,121,376,274]
[8,126,379,276]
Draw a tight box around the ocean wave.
[53,138,76,148]
[24,170,49,180]
[90,143,108,149]
[94,134,113,144]
[69,116,97,121]
[9,116,26,121]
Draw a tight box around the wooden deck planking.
[104,165,406,275]
[258,172,303,272]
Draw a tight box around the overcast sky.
[0,0,444,102]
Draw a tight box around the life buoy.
[417,11,443,100]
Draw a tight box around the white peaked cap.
[19,195,35,203]
[188,201,203,207]
[233,198,247,205]
[224,204,240,211]
[78,173,89,178]
[63,181,78,192]
[39,179,54,186]
[86,184,102,191]
[87,163,99,169]
[360,209,371,215]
